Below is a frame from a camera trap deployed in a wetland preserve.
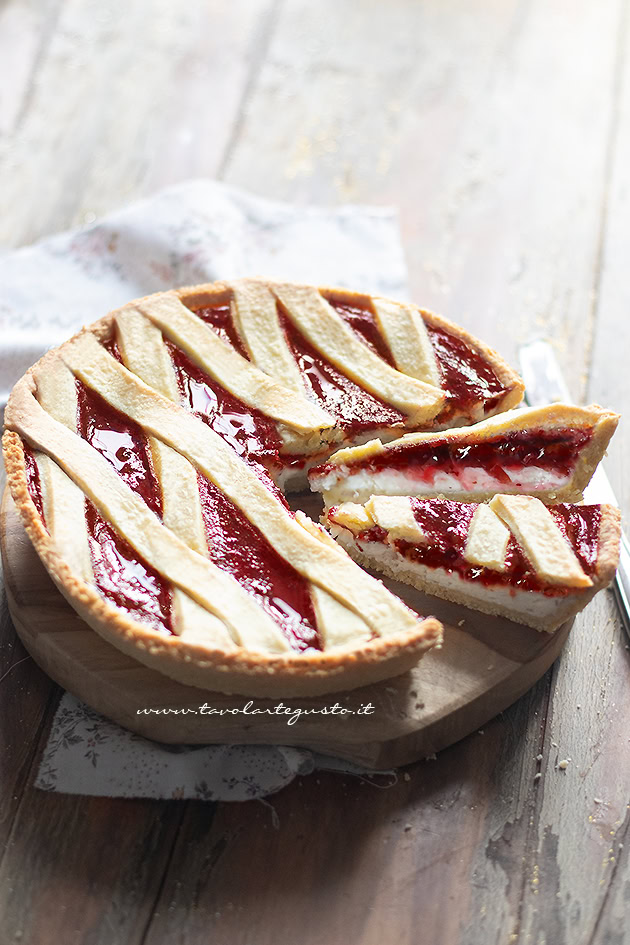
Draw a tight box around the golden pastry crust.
[417,307,525,422]
[318,287,525,419]
[0,279,539,695]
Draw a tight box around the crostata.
[2,279,620,695]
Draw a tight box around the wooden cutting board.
[0,487,570,767]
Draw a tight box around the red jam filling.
[23,445,46,526]
[279,310,406,434]
[194,296,408,436]
[340,498,600,596]
[197,474,320,651]
[331,299,512,418]
[54,376,318,649]
[167,341,283,466]
[86,503,173,633]
[549,504,601,573]
[193,304,250,359]
[76,382,173,632]
[77,383,163,515]
[331,302,396,365]
[317,427,593,484]
[425,325,507,415]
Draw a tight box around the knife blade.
[518,339,630,640]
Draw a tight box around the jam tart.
[1,278,616,695]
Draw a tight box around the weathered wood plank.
[0,460,62,854]
[0,0,61,138]
[0,793,188,945]
[0,0,274,248]
[0,0,628,942]
[460,0,630,938]
[0,3,269,943]
[223,0,622,384]
[530,1,630,940]
[141,685,545,945]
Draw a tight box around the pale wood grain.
[0,792,186,945]
[189,1,630,942]
[0,0,275,247]
[223,0,623,387]
[0,0,60,137]
[0,0,629,941]
[142,686,547,945]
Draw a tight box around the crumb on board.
[557,759,570,770]
[403,772,411,782]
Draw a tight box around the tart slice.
[325,495,621,632]
[309,404,620,505]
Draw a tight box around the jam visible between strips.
[331,498,600,596]
[70,375,321,650]
[330,299,512,419]
[77,380,173,633]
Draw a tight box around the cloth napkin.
[0,180,408,800]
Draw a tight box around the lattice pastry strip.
[15,385,292,652]
[271,283,445,420]
[325,495,621,633]
[47,333,421,636]
[488,495,591,587]
[115,309,236,647]
[365,495,428,544]
[371,298,442,388]
[135,292,335,439]
[33,360,93,583]
[230,280,306,394]
[463,504,511,572]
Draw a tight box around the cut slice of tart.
[309,403,620,505]
[325,495,621,632]
[2,305,443,697]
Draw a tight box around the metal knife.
[519,339,630,639]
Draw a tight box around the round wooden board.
[0,488,571,768]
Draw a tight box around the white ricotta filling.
[313,464,571,503]
[331,528,572,621]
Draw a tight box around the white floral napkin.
[0,180,408,800]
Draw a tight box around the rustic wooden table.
[1,1,629,942]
